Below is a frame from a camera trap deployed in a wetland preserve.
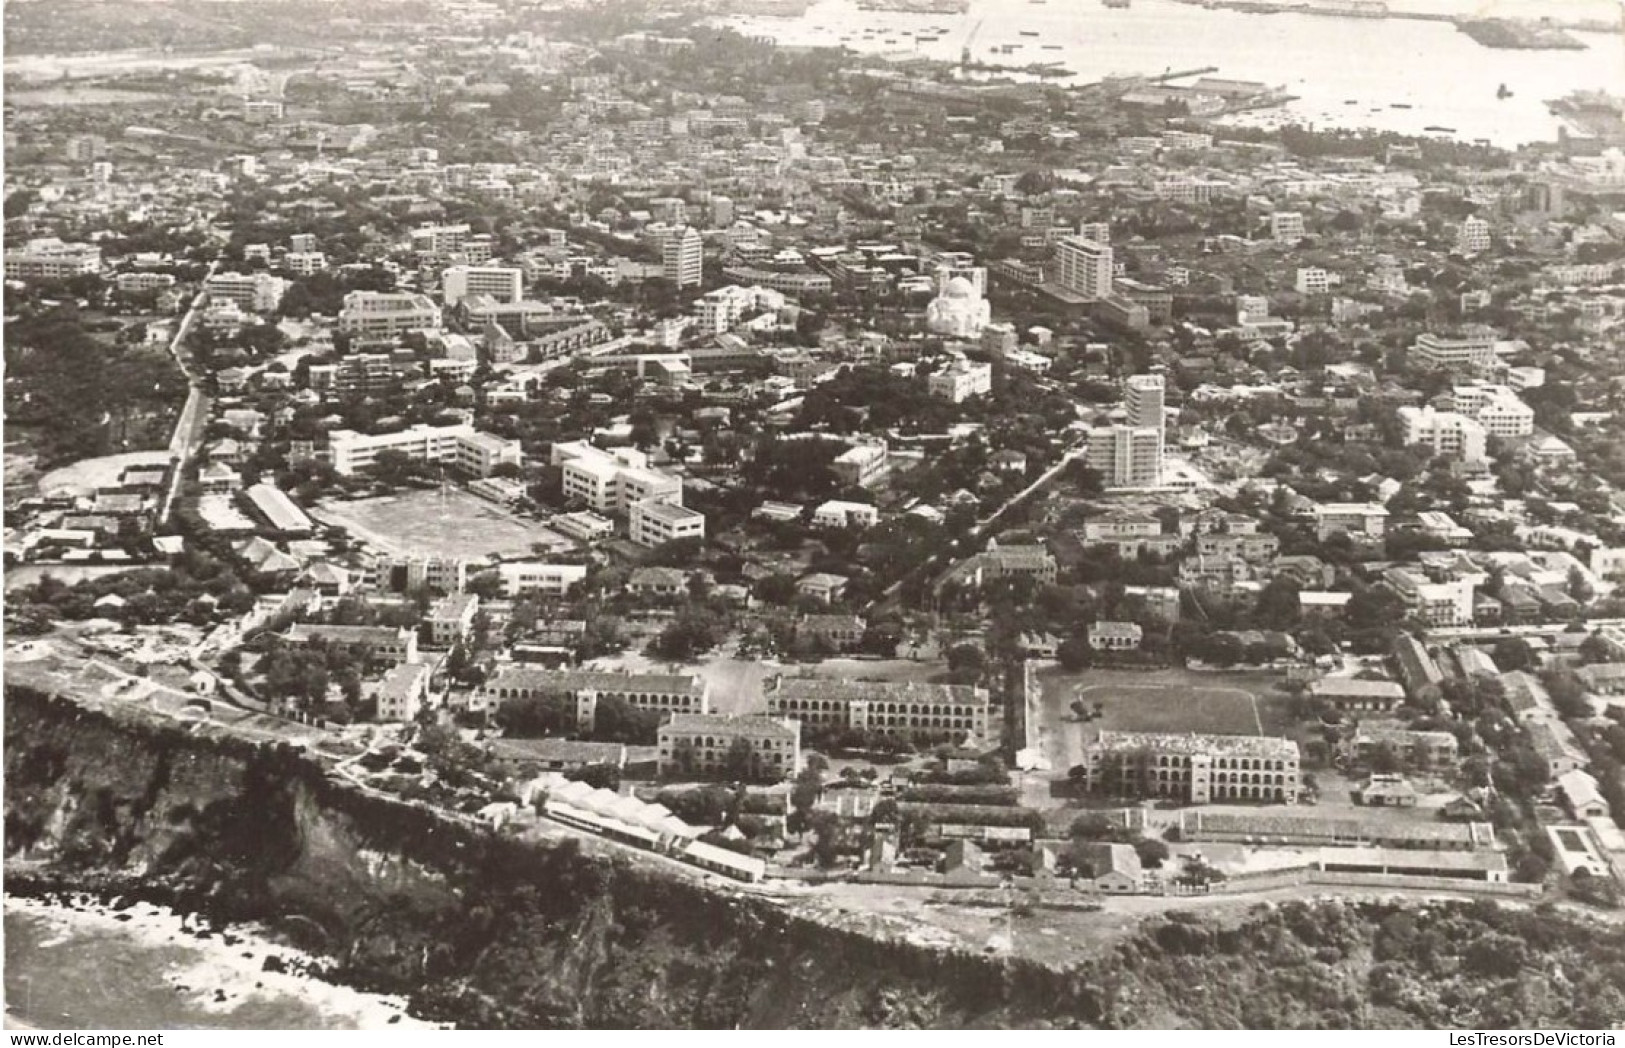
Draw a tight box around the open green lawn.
[312,487,562,560]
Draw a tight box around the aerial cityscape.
[5,0,1625,1031]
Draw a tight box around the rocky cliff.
[8,684,1625,1029]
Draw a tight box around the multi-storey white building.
[551,441,683,515]
[411,223,471,259]
[1087,372,1165,488]
[1295,267,1333,295]
[337,291,442,337]
[1055,235,1114,300]
[283,251,327,276]
[1456,216,1491,256]
[496,561,589,598]
[1270,211,1306,243]
[371,663,431,722]
[764,676,991,744]
[3,238,101,280]
[1409,329,1499,371]
[327,424,521,477]
[657,714,802,780]
[1450,383,1534,437]
[1383,567,1475,627]
[696,284,785,335]
[1399,406,1488,467]
[831,441,890,488]
[1314,503,1390,542]
[812,500,880,529]
[629,497,706,548]
[205,271,289,313]
[1087,425,1164,489]
[927,360,993,403]
[442,265,524,306]
[662,226,704,288]
[1077,730,1300,804]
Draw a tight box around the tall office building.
[1087,373,1166,489]
[1055,236,1114,300]
[663,227,704,289]
[1456,216,1491,256]
[1125,373,1165,434]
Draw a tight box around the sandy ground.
[311,489,568,560]
[37,451,171,499]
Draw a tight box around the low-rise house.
[1019,632,1061,658]
[1527,720,1586,780]
[1392,634,1445,699]
[1503,670,1555,722]
[628,566,688,599]
[1311,677,1405,714]
[1558,769,1611,819]
[1071,842,1144,893]
[799,614,866,651]
[1356,773,1420,808]
[797,572,849,604]
[1578,663,1625,694]
[1352,727,1459,769]
[812,500,879,529]
[300,562,352,597]
[1088,620,1143,652]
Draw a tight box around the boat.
[1424,125,1457,133]
[1042,44,1063,50]
[1344,99,1357,105]
[1391,102,1412,109]
[1019,30,1040,36]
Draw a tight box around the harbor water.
[719,0,1625,147]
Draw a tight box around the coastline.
[3,892,440,1031]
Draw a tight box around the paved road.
[156,263,217,526]
[869,440,1087,613]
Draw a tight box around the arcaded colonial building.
[1076,730,1300,804]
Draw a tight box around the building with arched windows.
[657,714,801,780]
[1077,730,1300,804]
[764,676,991,745]
[476,667,709,727]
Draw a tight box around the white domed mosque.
[925,265,991,339]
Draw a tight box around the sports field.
[311,487,563,560]
[1035,667,1295,779]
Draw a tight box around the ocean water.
[718,0,1625,147]
[3,901,427,1030]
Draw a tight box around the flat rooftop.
[1090,730,1298,761]
[766,675,988,707]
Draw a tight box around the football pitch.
[312,487,562,560]
[1036,667,1294,778]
